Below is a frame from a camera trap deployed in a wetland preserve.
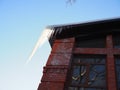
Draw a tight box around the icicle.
[27,28,54,63]
[58,27,63,34]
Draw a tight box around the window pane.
[113,35,120,48]
[72,65,86,85]
[74,56,105,64]
[75,37,105,48]
[115,57,120,90]
[79,88,106,90]
[68,87,78,90]
[89,65,106,87]
[68,87,106,90]
[116,57,120,64]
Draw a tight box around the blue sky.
[0,0,120,90]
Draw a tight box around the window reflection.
[69,55,106,90]
[89,65,106,87]
[72,65,86,85]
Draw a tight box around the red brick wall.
[38,38,75,90]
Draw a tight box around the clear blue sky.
[0,0,120,90]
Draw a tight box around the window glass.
[75,37,106,48]
[115,57,120,90]
[72,65,86,85]
[68,55,106,90]
[74,56,105,64]
[68,87,106,90]
[89,65,106,87]
[113,35,120,48]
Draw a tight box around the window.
[68,87,106,90]
[115,57,120,90]
[113,35,120,48]
[68,55,106,90]
[75,37,106,48]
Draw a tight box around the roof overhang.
[46,18,120,46]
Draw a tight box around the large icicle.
[27,28,54,64]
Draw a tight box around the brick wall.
[38,38,75,90]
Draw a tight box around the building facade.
[38,18,120,90]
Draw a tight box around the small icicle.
[58,27,63,34]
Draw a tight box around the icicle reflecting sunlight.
[27,28,54,64]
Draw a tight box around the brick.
[52,42,74,53]
[38,82,64,90]
[46,54,72,65]
[55,38,75,43]
[41,73,66,82]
